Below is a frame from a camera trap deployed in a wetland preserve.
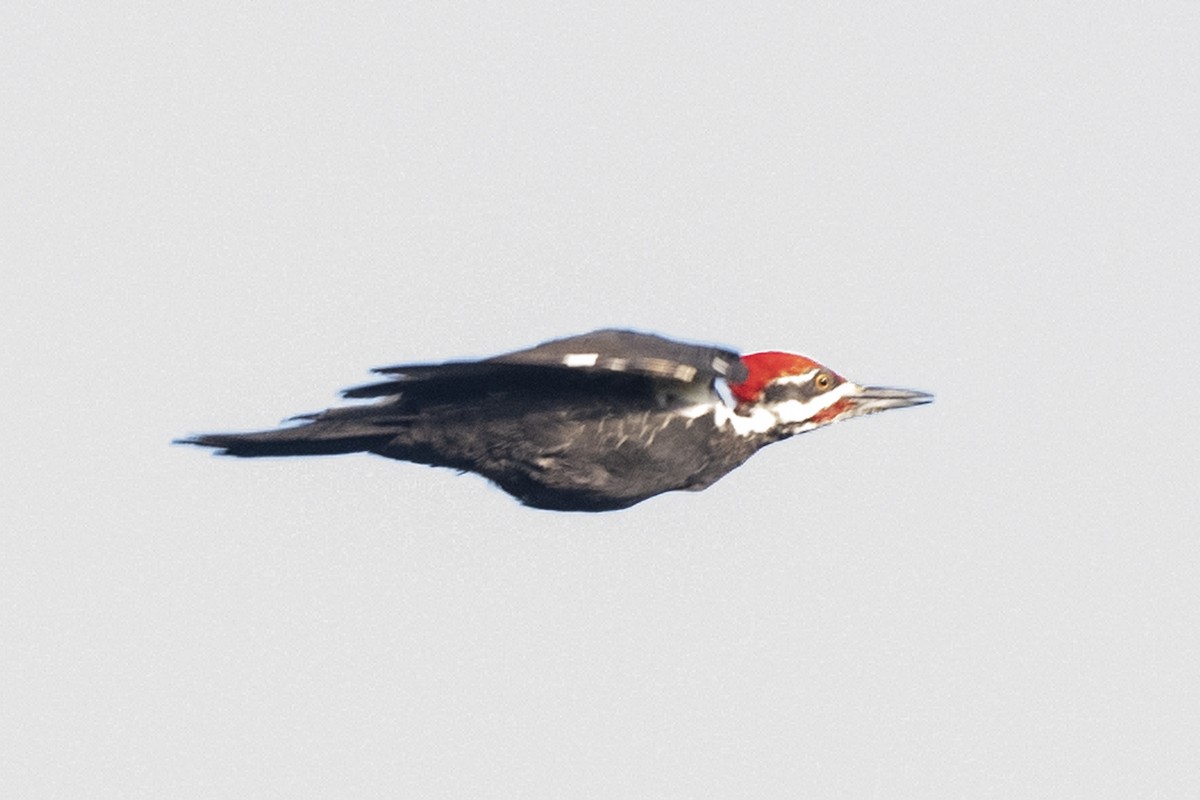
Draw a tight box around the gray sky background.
[3,3,1198,797]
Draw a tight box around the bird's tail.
[176,414,397,458]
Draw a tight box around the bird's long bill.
[853,386,934,414]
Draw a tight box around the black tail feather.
[175,422,391,458]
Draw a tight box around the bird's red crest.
[729,351,824,403]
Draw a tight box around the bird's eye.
[814,372,834,391]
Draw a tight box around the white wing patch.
[669,363,697,381]
[629,357,692,381]
[562,352,698,382]
[562,353,599,367]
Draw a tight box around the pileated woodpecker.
[179,329,931,511]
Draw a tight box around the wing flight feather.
[343,329,746,401]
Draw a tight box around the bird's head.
[725,351,932,438]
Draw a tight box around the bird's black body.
[182,330,765,510]
[180,329,931,511]
[372,378,763,511]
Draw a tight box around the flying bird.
[178,329,932,511]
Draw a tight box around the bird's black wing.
[488,329,747,383]
[341,329,747,403]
